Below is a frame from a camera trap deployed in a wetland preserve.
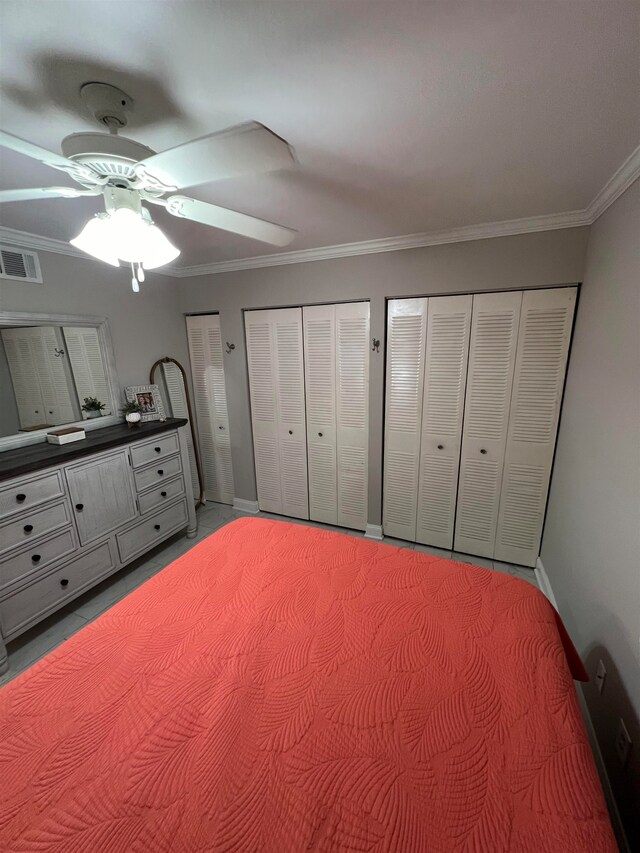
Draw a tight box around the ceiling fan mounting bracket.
[80,82,133,131]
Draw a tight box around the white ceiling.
[0,0,638,270]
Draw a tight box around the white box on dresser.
[0,419,197,675]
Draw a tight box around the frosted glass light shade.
[70,209,180,269]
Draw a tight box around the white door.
[383,298,428,541]
[31,327,77,425]
[246,308,308,519]
[62,326,111,416]
[494,287,577,566]
[336,302,369,530]
[1,329,45,428]
[186,315,234,504]
[454,291,522,559]
[416,295,472,549]
[304,304,337,525]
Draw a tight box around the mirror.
[0,320,114,440]
[150,356,205,507]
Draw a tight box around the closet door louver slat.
[336,302,369,531]
[186,315,234,505]
[454,291,522,559]
[304,305,337,525]
[383,298,427,541]
[494,287,576,566]
[417,295,472,549]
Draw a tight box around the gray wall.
[178,227,589,523]
[541,180,640,847]
[0,250,189,395]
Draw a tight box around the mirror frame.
[0,310,121,452]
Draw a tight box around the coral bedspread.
[0,518,615,852]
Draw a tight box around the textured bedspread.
[0,518,615,852]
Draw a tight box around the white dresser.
[0,419,197,673]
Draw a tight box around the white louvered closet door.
[162,361,200,500]
[31,327,77,425]
[246,308,308,519]
[494,287,577,566]
[304,305,337,525]
[1,329,44,428]
[63,327,111,416]
[454,291,522,559]
[383,298,428,540]
[336,302,369,530]
[416,295,472,549]
[186,315,234,504]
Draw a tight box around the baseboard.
[535,558,630,853]
[233,498,260,514]
[364,523,383,540]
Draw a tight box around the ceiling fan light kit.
[0,82,297,291]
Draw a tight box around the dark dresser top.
[0,418,188,482]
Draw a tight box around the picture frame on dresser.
[125,384,165,423]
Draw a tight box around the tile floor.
[0,503,537,685]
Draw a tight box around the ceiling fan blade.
[0,130,99,184]
[0,186,101,203]
[135,122,295,191]
[163,195,296,247]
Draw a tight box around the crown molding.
[1,143,637,278]
[172,208,591,277]
[586,142,640,221]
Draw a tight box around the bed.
[0,517,615,852]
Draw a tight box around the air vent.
[0,246,43,283]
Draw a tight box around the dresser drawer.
[138,476,186,515]
[134,455,182,493]
[117,499,188,563]
[130,432,180,469]
[0,470,66,521]
[0,540,115,639]
[0,500,71,557]
[0,527,77,592]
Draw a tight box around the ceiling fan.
[0,83,297,289]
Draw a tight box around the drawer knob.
[480,448,487,455]
[75,503,84,512]
[161,491,167,497]
[437,444,444,450]
[318,432,323,437]
[31,554,41,563]
[154,446,161,453]
[154,524,161,531]
[218,425,224,430]
[16,493,26,503]
[288,430,293,435]
[157,469,164,476]
[60,578,69,587]
[24,524,34,533]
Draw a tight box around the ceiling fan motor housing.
[80,82,133,130]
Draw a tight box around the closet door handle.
[154,524,161,531]
[480,448,487,455]
[157,469,164,476]
[218,425,224,430]
[154,446,162,453]
[75,503,84,512]
[160,491,167,497]
[437,444,444,450]
[60,578,69,588]
[31,554,41,563]
[24,524,34,533]
[16,493,26,503]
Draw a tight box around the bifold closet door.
[494,287,576,566]
[416,295,472,549]
[245,308,308,519]
[383,298,427,541]
[63,327,110,416]
[454,291,522,559]
[303,302,370,530]
[186,314,234,504]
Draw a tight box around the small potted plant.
[121,399,143,428]
[82,396,106,419]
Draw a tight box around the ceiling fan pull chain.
[137,263,145,283]
[131,263,139,293]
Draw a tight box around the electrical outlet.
[615,718,632,767]
[595,660,607,694]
